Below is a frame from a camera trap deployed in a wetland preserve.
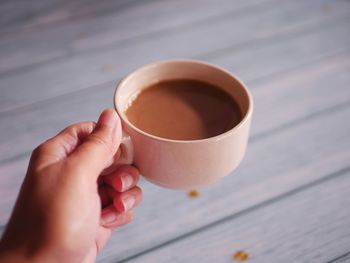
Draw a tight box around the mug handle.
[116,130,134,165]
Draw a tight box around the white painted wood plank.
[207,18,350,82]
[121,168,350,263]
[0,0,269,73]
[249,54,350,137]
[1,0,349,112]
[0,0,138,32]
[0,52,349,166]
[0,0,267,33]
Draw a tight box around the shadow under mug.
[114,59,253,190]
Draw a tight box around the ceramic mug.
[114,59,253,189]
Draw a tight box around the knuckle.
[59,121,95,138]
[32,142,48,158]
[135,185,142,192]
[133,186,143,197]
[60,124,75,134]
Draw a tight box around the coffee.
[125,79,242,140]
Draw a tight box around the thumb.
[69,109,122,178]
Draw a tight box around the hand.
[0,109,142,263]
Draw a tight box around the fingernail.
[121,173,133,191]
[98,109,118,128]
[101,210,118,225]
[122,195,135,211]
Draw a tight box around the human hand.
[0,109,142,263]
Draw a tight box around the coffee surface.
[125,79,242,140]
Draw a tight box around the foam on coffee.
[125,79,242,140]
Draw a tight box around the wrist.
[0,239,52,263]
[0,252,30,263]
[0,247,35,263]
[0,237,85,263]
[0,247,61,263]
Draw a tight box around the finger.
[112,186,143,213]
[69,109,122,179]
[103,165,140,192]
[105,186,142,213]
[29,121,95,169]
[100,205,133,228]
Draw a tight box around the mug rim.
[114,59,253,143]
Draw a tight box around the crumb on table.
[187,190,200,198]
[233,250,249,261]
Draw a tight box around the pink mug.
[114,59,253,189]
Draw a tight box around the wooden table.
[1,0,350,262]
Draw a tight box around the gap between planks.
[0,0,275,74]
[2,92,350,253]
[0,14,349,120]
[3,0,344,111]
[0,12,348,115]
[115,166,350,263]
[328,252,350,263]
[0,48,349,166]
[0,0,159,35]
[1,103,350,261]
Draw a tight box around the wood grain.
[0,0,269,73]
[1,0,349,112]
[329,252,350,263]
[0,0,151,33]
[0,52,349,167]
[117,168,350,263]
[207,17,350,82]
[1,1,350,262]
